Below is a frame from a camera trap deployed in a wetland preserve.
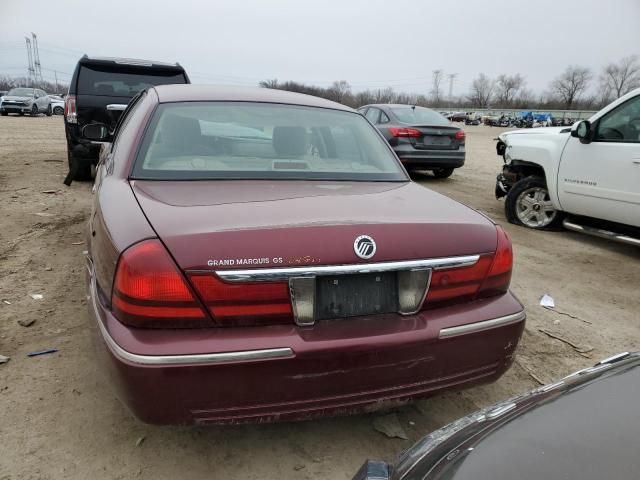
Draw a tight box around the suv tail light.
[64,94,77,124]
[389,127,422,138]
[111,240,210,328]
[454,130,465,140]
[424,226,513,307]
[189,274,294,327]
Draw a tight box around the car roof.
[79,55,183,69]
[152,85,354,112]
[362,104,435,109]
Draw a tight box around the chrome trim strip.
[89,276,294,366]
[213,255,480,283]
[106,103,128,111]
[438,311,526,339]
[563,220,640,247]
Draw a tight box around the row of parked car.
[0,88,66,116]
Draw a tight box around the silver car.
[0,87,52,116]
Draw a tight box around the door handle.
[633,159,640,165]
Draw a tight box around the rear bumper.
[65,123,101,164]
[88,274,524,425]
[395,148,465,169]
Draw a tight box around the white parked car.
[495,88,640,246]
[49,95,65,115]
[0,87,52,116]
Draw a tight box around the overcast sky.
[1,0,639,95]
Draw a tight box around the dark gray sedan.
[358,104,465,178]
[355,351,639,480]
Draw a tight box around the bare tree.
[430,70,444,105]
[468,74,495,107]
[596,76,613,108]
[495,73,525,106]
[259,79,279,89]
[327,80,352,104]
[600,55,640,99]
[550,66,592,108]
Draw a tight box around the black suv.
[63,55,189,184]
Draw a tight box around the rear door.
[76,64,187,139]
[558,94,640,227]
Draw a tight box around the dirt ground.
[1,115,638,480]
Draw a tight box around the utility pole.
[447,73,458,111]
[25,37,35,86]
[32,33,43,84]
[54,71,59,93]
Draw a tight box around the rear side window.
[77,66,186,97]
[131,102,407,182]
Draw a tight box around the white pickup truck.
[495,88,640,246]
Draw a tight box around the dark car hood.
[131,180,498,270]
[392,353,640,480]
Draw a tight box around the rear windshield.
[78,66,186,97]
[131,102,407,181]
[390,106,449,126]
[7,88,34,97]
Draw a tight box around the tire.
[31,104,38,116]
[432,168,454,179]
[66,145,92,182]
[53,106,63,115]
[1,111,7,116]
[505,176,564,230]
[46,104,52,117]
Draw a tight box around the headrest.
[272,126,307,157]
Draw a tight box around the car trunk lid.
[130,180,497,271]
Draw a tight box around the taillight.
[454,130,465,140]
[389,127,422,138]
[64,94,77,124]
[111,240,210,328]
[425,255,493,306]
[477,225,513,298]
[424,226,513,307]
[189,274,293,327]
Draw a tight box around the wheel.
[31,104,38,116]
[66,145,92,183]
[19,112,24,116]
[432,168,454,179]
[1,111,7,116]
[53,106,63,115]
[46,104,52,117]
[505,176,564,230]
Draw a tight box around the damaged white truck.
[495,88,640,246]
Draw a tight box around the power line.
[25,37,35,85]
[32,33,43,83]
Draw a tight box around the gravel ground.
[1,115,638,479]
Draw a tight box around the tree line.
[261,55,640,111]
[0,76,68,95]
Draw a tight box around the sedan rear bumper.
[395,149,465,169]
[88,275,524,425]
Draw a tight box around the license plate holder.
[315,272,398,320]
[423,135,451,146]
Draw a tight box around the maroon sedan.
[85,85,525,425]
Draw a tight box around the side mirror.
[571,120,592,143]
[83,123,109,141]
